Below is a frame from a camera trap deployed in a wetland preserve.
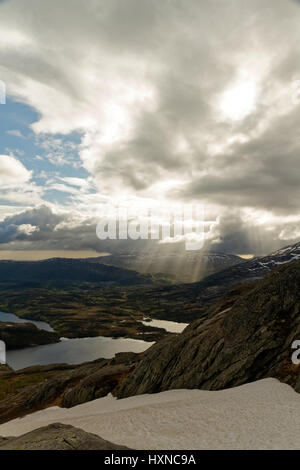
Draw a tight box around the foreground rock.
[0,322,59,349]
[116,261,300,398]
[0,352,140,424]
[0,423,131,450]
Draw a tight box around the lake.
[0,311,54,332]
[6,335,154,370]
[1,311,186,371]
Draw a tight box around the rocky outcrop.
[0,322,59,349]
[61,363,134,408]
[0,423,131,450]
[0,353,142,424]
[116,261,300,398]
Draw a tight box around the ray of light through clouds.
[0,0,299,256]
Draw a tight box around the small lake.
[0,311,54,332]
[6,336,154,370]
[1,311,185,371]
[141,318,188,333]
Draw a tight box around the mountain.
[206,241,300,285]
[98,251,243,283]
[126,241,300,322]
[116,260,300,398]
[0,259,299,435]
[0,257,161,288]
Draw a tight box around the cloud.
[0,154,43,205]
[0,203,297,256]
[6,129,25,138]
[0,0,299,253]
[0,0,299,202]
[0,154,31,187]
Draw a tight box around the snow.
[140,319,188,333]
[0,378,299,449]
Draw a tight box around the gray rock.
[0,357,137,425]
[61,364,133,408]
[116,261,300,398]
[0,423,131,450]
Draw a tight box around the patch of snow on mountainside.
[238,242,300,277]
[0,378,299,450]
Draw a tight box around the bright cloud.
[0,154,31,187]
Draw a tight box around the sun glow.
[219,80,257,121]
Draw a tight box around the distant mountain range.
[98,251,243,282]
[128,241,300,322]
[0,242,298,290]
[0,257,161,288]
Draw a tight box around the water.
[6,336,154,370]
[0,311,176,371]
[141,318,188,333]
[0,311,54,332]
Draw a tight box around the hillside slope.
[98,251,243,282]
[116,261,300,397]
[127,241,300,322]
[0,257,157,288]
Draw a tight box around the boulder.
[0,423,131,450]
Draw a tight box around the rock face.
[0,322,59,349]
[116,261,300,398]
[61,363,134,408]
[0,353,141,424]
[0,423,131,450]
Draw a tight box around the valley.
[0,243,299,449]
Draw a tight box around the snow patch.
[0,378,299,450]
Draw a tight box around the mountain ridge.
[0,257,163,288]
[116,260,300,398]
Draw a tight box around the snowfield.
[0,378,299,450]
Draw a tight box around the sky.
[0,0,300,257]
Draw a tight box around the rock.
[116,261,300,398]
[61,364,134,408]
[0,322,59,349]
[109,351,142,365]
[0,356,139,424]
[0,423,131,450]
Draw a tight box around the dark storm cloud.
[0,205,296,256]
[177,101,300,214]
